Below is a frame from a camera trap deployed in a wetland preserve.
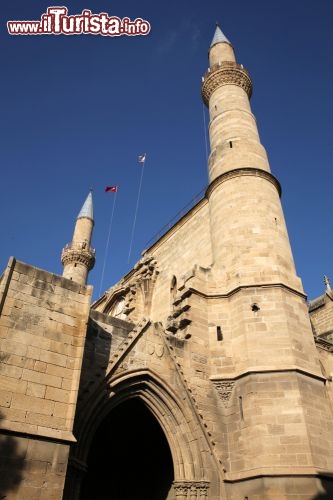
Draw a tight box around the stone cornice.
[202,61,252,105]
[210,367,327,384]
[315,336,333,353]
[188,281,306,302]
[0,426,76,444]
[206,167,282,199]
[223,467,333,483]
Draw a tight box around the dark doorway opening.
[80,398,174,500]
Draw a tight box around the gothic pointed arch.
[103,288,129,319]
[65,369,214,499]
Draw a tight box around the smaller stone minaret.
[61,191,95,284]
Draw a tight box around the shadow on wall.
[62,312,114,500]
[0,410,26,498]
[313,474,333,499]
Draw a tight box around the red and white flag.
[105,185,118,193]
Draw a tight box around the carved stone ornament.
[213,380,235,406]
[103,255,159,320]
[155,345,164,358]
[173,480,209,498]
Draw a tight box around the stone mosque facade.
[1,25,333,500]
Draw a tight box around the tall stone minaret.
[203,25,333,495]
[61,191,95,284]
[203,25,300,291]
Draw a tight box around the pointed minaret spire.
[210,23,231,47]
[61,191,95,284]
[77,191,94,221]
[208,23,235,67]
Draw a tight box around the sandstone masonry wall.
[0,257,92,499]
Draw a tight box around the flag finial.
[138,153,147,163]
[324,275,331,291]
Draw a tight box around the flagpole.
[99,189,118,296]
[202,101,209,175]
[127,155,146,266]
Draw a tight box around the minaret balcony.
[61,241,96,270]
[201,61,252,105]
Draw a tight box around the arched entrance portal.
[79,398,174,500]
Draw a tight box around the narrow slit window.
[217,326,223,341]
[239,396,244,420]
[170,276,177,310]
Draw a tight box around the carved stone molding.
[213,380,235,406]
[202,61,252,104]
[106,318,150,375]
[205,167,281,199]
[173,480,209,499]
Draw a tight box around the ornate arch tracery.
[94,255,159,323]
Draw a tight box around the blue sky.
[1,0,333,302]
